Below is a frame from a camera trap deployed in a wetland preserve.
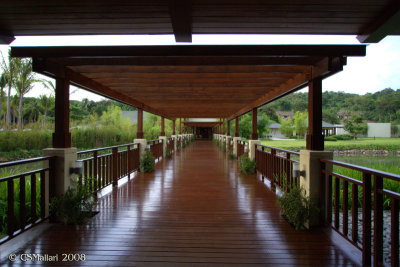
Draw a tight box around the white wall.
[367,123,391,138]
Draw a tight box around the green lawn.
[260,137,400,152]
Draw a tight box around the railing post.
[362,173,372,266]
[127,145,131,179]
[271,149,276,190]
[373,175,383,266]
[112,147,118,187]
[93,151,98,192]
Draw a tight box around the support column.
[134,108,147,159]
[306,78,324,151]
[173,119,176,135]
[226,120,231,151]
[235,116,239,137]
[252,107,258,140]
[161,116,165,136]
[53,77,71,148]
[44,75,77,199]
[223,119,226,135]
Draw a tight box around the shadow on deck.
[2,141,361,266]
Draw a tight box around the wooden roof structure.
[12,45,365,120]
[1,0,399,44]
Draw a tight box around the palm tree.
[0,50,20,128]
[0,73,7,122]
[38,94,55,127]
[14,58,38,128]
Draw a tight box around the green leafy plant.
[140,151,155,172]
[49,183,95,225]
[166,149,173,158]
[238,155,256,174]
[277,187,319,230]
[324,136,337,141]
[227,149,236,159]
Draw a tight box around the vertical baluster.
[40,170,46,219]
[343,180,348,236]
[362,173,372,266]
[352,183,359,243]
[19,175,26,229]
[89,158,93,192]
[127,146,131,179]
[271,149,276,189]
[334,177,340,229]
[391,198,399,267]
[84,160,88,188]
[286,153,291,191]
[112,147,118,186]
[31,174,37,223]
[373,175,383,266]
[93,151,98,193]
[98,155,102,189]
[327,174,332,225]
[7,180,15,236]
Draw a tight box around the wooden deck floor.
[3,141,361,266]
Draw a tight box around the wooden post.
[227,120,230,136]
[161,116,165,136]
[173,120,176,135]
[252,107,258,140]
[306,78,324,150]
[235,116,239,137]
[112,147,118,187]
[137,108,143,139]
[53,77,71,148]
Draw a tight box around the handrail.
[78,142,137,155]
[321,158,400,181]
[256,144,300,156]
[0,156,55,168]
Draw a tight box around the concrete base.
[171,135,177,151]
[43,147,77,198]
[248,140,260,160]
[300,149,333,227]
[233,137,241,157]
[226,136,232,152]
[159,136,167,157]
[134,139,147,159]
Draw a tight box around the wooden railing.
[255,145,300,192]
[77,143,140,192]
[148,139,163,160]
[237,140,246,158]
[167,137,175,152]
[0,156,55,244]
[320,159,400,267]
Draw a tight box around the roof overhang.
[11,45,366,120]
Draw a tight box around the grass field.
[261,137,400,152]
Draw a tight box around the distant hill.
[261,88,400,124]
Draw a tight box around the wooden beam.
[228,72,309,120]
[137,108,143,139]
[53,76,71,148]
[235,117,239,137]
[0,32,15,44]
[11,45,367,58]
[306,77,324,151]
[357,1,400,43]
[168,0,192,42]
[65,69,171,119]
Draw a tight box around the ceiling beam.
[11,45,366,58]
[168,0,192,42]
[357,1,400,43]
[228,72,309,120]
[0,32,15,44]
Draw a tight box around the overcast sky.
[1,34,399,101]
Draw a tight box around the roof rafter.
[168,0,192,42]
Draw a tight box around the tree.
[38,94,55,127]
[293,111,307,138]
[14,58,38,128]
[344,114,368,140]
[1,49,20,128]
[238,113,252,139]
[261,105,278,122]
[257,112,270,138]
[279,117,294,138]
[0,73,6,122]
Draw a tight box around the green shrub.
[166,149,173,158]
[324,136,337,141]
[49,184,95,225]
[238,155,256,174]
[277,187,319,230]
[140,151,155,172]
[331,134,353,141]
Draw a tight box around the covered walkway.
[4,141,360,266]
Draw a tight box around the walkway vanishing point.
[3,141,361,266]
